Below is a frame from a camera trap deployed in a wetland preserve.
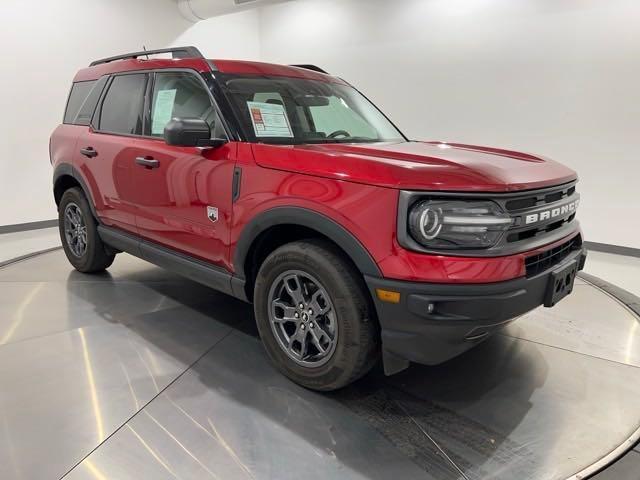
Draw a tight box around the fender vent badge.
[207,206,219,223]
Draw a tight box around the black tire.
[58,187,115,273]
[254,239,379,391]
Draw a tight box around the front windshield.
[219,74,406,145]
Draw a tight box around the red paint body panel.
[51,56,583,289]
[230,144,581,283]
[212,60,344,83]
[130,138,236,270]
[230,143,399,275]
[50,124,81,167]
[75,129,138,231]
[424,141,545,162]
[251,141,576,192]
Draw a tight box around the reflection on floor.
[0,248,638,479]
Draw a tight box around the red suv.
[51,46,586,390]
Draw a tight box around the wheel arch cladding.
[53,164,98,218]
[235,207,382,285]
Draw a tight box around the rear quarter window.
[63,77,107,126]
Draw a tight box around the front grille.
[498,182,579,246]
[503,184,576,213]
[525,235,582,277]
[398,180,581,257]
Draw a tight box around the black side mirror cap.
[201,138,228,148]
[164,117,227,148]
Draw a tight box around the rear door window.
[99,74,147,135]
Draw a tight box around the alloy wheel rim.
[268,270,338,367]
[63,203,88,258]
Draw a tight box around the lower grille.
[525,235,582,278]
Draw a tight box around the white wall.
[0,0,191,226]
[4,0,638,248]
[0,4,261,228]
[256,0,640,248]
[170,10,261,60]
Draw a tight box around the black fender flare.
[233,206,382,279]
[53,163,99,219]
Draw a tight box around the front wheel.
[58,187,115,273]
[254,240,379,391]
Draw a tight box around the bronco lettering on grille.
[525,199,580,225]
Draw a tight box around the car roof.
[73,57,345,84]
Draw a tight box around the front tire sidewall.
[254,242,376,391]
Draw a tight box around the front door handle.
[80,147,98,158]
[135,156,160,169]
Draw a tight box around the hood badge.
[207,206,219,223]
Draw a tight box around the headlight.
[408,200,512,249]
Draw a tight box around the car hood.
[251,141,577,192]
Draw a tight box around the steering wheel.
[328,130,351,139]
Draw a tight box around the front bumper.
[365,246,588,374]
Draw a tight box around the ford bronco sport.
[50,46,587,391]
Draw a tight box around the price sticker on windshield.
[247,101,293,138]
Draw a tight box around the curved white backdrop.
[1,0,638,249]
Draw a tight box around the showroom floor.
[0,230,639,479]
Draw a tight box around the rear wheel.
[254,240,379,391]
[58,187,115,273]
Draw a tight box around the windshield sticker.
[151,89,177,135]
[247,101,293,138]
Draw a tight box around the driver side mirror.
[164,117,227,148]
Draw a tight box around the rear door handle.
[80,147,98,158]
[135,156,160,169]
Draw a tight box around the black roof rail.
[290,64,329,74]
[89,46,205,67]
